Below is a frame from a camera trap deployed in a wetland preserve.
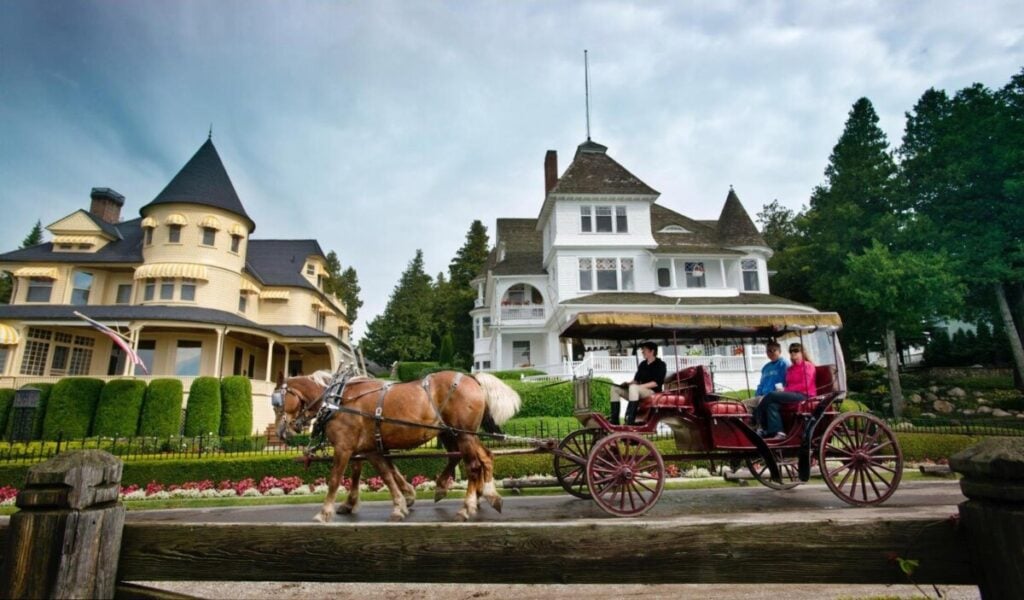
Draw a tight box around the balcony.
[499,303,545,323]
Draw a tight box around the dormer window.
[168,224,182,243]
[659,225,691,234]
[306,264,315,276]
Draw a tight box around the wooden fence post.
[0,450,126,599]
[949,437,1024,599]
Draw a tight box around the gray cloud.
[1,0,1021,340]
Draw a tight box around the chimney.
[89,188,125,224]
[544,150,558,195]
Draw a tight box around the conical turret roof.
[141,138,254,232]
[717,188,766,247]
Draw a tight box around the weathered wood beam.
[117,514,973,585]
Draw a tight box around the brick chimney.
[544,150,558,195]
[89,188,125,224]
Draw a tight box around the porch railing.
[499,304,545,322]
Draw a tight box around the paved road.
[126,479,965,524]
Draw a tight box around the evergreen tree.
[0,275,10,304]
[438,332,454,366]
[756,200,812,304]
[361,250,436,365]
[442,221,490,368]
[322,251,363,325]
[21,220,43,248]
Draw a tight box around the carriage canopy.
[559,311,843,341]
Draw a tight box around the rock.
[961,409,976,416]
[977,406,993,415]
[921,412,937,419]
[929,386,940,393]
[925,392,939,402]
[977,398,989,406]
[973,391,984,397]
[933,400,956,414]
[909,393,922,405]
[992,409,1013,418]
[948,387,967,398]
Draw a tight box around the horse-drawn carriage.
[276,311,902,521]
[551,311,903,517]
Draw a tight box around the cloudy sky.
[1,1,1021,340]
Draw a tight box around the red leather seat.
[781,365,838,413]
[704,400,748,415]
[664,366,713,394]
[643,390,694,410]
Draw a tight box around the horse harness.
[314,372,466,454]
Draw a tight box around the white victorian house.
[470,139,822,390]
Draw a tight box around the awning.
[133,263,209,281]
[240,279,260,294]
[165,213,188,226]
[200,215,221,230]
[311,300,326,311]
[560,311,843,341]
[260,290,290,301]
[13,267,59,279]
[141,217,158,228]
[52,235,96,245]
[228,223,246,237]
[0,323,20,345]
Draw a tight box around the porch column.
[214,327,226,378]
[743,344,753,373]
[127,327,142,377]
[495,333,503,371]
[283,345,291,377]
[719,259,727,287]
[265,339,275,382]
[9,325,27,377]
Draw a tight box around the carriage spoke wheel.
[554,428,604,499]
[745,449,806,490]
[818,412,903,506]
[586,432,665,517]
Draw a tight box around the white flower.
[290,485,313,495]
[313,484,328,493]
[218,489,238,497]
[201,489,221,498]
[0,497,16,506]
[151,491,171,500]
[266,487,286,496]
[123,490,147,501]
[415,481,436,491]
[241,487,261,497]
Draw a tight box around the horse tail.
[472,372,521,429]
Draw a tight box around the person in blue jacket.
[743,341,790,422]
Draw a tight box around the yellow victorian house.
[0,137,354,432]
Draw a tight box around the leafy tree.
[21,220,43,248]
[442,220,490,367]
[361,250,436,365]
[756,200,812,304]
[0,274,10,304]
[323,251,363,325]
[837,242,963,416]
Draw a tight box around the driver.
[609,341,667,426]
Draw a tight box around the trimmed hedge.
[183,377,221,437]
[92,380,148,437]
[505,378,612,418]
[489,369,548,380]
[395,362,439,382]
[220,376,253,436]
[139,379,184,437]
[0,389,14,435]
[41,378,106,440]
[3,383,55,440]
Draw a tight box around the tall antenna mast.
[584,49,591,141]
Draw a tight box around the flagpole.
[73,311,132,342]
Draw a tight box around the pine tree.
[322,251,363,325]
[361,250,435,365]
[438,332,454,366]
[442,221,490,368]
[0,274,10,304]
[21,220,43,248]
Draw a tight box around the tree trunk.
[883,328,904,418]
[995,283,1024,392]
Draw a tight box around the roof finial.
[729,184,734,191]
[584,49,591,142]
[208,124,213,141]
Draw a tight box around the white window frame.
[26,277,53,303]
[168,224,182,244]
[201,227,217,247]
[577,257,635,291]
[71,271,93,306]
[581,205,628,234]
[741,258,760,292]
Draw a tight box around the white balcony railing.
[569,353,764,377]
[499,304,545,322]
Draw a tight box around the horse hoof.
[314,511,333,524]
[336,503,358,515]
[389,512,406,522]
[454,511,469,522]
[434,488,448,503]
[488,496,503,513]
[405,496,416,507]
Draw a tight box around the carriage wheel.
[553,428,604,499]
[745,449,805,490]
[586,432,665,517]
[818,412,903,506]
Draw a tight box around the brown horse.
[275,369,521,522]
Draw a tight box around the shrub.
[139,379,184,437]
[505,378,611,418]
[41,378,106,440]
[183,377,221,437]
[396,362,440,382]
[219,436,268,453]
[437,333,454,367]
[220,376,253,436]
[488,369,548,380]
[92,380,148,437]
[0,389,14,435]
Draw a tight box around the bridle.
[274,366,360,433]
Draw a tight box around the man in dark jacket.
[609,341,667,425]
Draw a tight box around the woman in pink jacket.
[754,342,816,441]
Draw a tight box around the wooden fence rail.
[2,440,1023,598]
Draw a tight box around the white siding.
[550,199,657,249]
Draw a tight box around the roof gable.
[141,139,254,231]
[549,140,658,196]
[245,239,325,289]
[47,210,110,238]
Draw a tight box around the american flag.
[74,311,148,374]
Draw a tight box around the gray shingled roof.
[717,189,767,247]
[549,140,658,196]
[82,210,123,240]
[244,239,325,289]
[140,139,255,232]
[562,292,807,307]
[484,219,545,276]
[0,305,341,341]
[0,217,144,264]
